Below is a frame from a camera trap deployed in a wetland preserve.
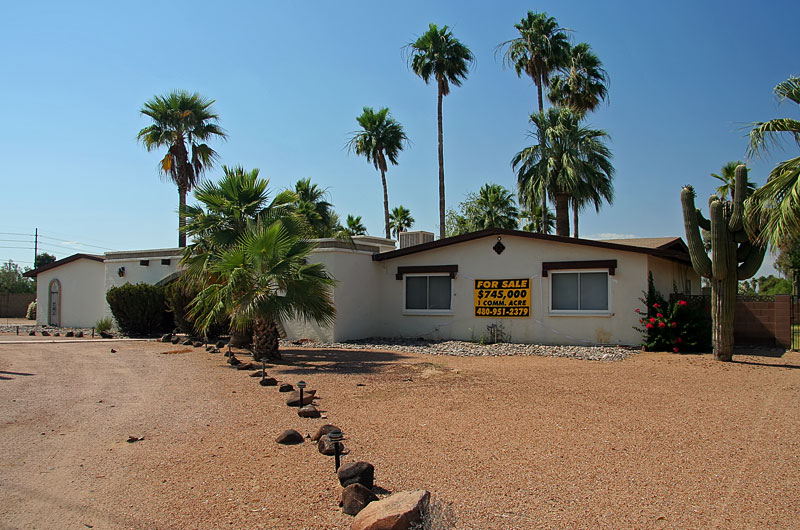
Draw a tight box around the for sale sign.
[473,279,531,317]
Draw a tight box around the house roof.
[372,228,691,264]
[22,253,104,277]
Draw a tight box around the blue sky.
[2,0,797,275]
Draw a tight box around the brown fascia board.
[372,228,691,264]
[22,253,104,277]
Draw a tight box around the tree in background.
[738,275,792,295]
[520,205,555,234]
[548,42,609,116]
[292,178,337,238]
[347,107,408,239]
[746,76,800,248]
[389,206,415,239]
[342,215,367,236]
[34,253,56,269]
[711,161,755,200]
[408,23,474,239]
[0,260,34,293]
[138,90,227,248]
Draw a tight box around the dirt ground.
[0,337,798,530]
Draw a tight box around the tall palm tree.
[711,161,755,200]
[569,165,614,238]
[520,205,555,234]
[408,24,474,239]
[548,42,609,116]
[347,107,408,239]
[746,76,800,247]
[389,205,415,239]
[470,183,519,230]
[189,218,335,360]
[343,215,367,236]
[138,90,227,247]
[498,11,569,229]
[292,178,336,237]
[498,11,570,114]
[514,107,613,236]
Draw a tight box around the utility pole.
[33,228,38,268]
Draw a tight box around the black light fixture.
[493,236,505,255]
[327,428,344,470]
[117,266,125,277]
[297,380,307,408]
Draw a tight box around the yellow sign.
[473,278,531,317]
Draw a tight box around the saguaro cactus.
[681,165,766,361]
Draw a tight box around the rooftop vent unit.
[399,231,434,249]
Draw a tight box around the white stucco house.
[24,229,699,346]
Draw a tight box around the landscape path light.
[297,380,307,408]
[327,428,344,471]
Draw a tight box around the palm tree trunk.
[555,193,570,237]
[381,168,390,239]
[541,194,547,234]
[572,201,579,238]
[536,78,544,114]
[178,186,187,248]
[252,318,281,361]
[536,78,546,233]
[437,82,446,240]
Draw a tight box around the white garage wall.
[36,259,106,328]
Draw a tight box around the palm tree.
[711,161,755,200]
[569,166,614,238]
[513,107,613,236]
[520,205,555,234]
[292,178,336,237]
[548,42,609,116]
[343,215,367,236]
[408,24,474,240]
[189,218,335,360]
[498,11,569,229]
[746,77,800,247]
[389,206,415,239]
[347,107,408,239]
[138,91,227,247]
[470,184,519,230]
[498,11,570,114]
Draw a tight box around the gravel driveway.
[1,338,798,529]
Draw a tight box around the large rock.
[99,331,113,339]
[338,461,374,489]
[317,434,343,456]
[351,490,430,530]
[285,390,316,407]
[75,331,84,338]
[259,377,278,386]
[275,429,304,445]
[342,483,378,516]
[160,333,172,342]
[170,336,180,344]
[65,331,74,337]
[298,405,320,418]
[312,424,339,442]
[279,383,294,392]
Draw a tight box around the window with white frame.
[405,275,452,311]
[550,271,609,312]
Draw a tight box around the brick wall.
[0,293,36,318]
[734,294,791,348]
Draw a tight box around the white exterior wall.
[370,235,654,346]
[36,259,106,328]
[102,249,183,318]
[647,256,701,297]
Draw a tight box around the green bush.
[106,283,172,336]
[95,317,113,333]
[164,281,228,338]
[26,300,36,320]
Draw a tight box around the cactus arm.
[737,243,766,279]
[729,165,747,232]
[681,186,713,278]
[737,242,753,263]
[696,210,711,231]
[711,199,729,280]
[734,229,749,243]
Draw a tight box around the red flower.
[649,318,656,323]
[658,322,666,328]
[646,323,654,329]
[635,308,641,313]
[673,347,680,353]
[677,300,687,306]
[653,303,660,308]
[656,313,664,318]
[676,337,682,343]
[670,322,677,328]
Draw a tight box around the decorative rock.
[342,483,378,516]
[182,339,193,346]
[160,333,172,342]
[236,362,255,371]
[317,434,342,456]
[227,356,241,366]
[338,461,375,489]
[210,347,219,353]
[298,404,320,418]
[351,490,430,530]
[192,341,204,348]
[250,371,265,378]
[224,349,233,357]
[215,340,227,349]
[285,390,316,407]
[41,331,50,336]
[28,331,35,336]
[279,383,294,392]
[75,331,84,337]
[99,331,113,339]
[171,336,180,344]
[312,424,340,442]
[259,377,278,386]
[54,332,60,337]
[65,331,74,337]
[275,429,304,445]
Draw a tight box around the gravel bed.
[280,337,638,361]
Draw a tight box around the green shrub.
[164,281,228,338]
[26,300,36,320]
[95,317,113,333]
[106,283,172,336]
